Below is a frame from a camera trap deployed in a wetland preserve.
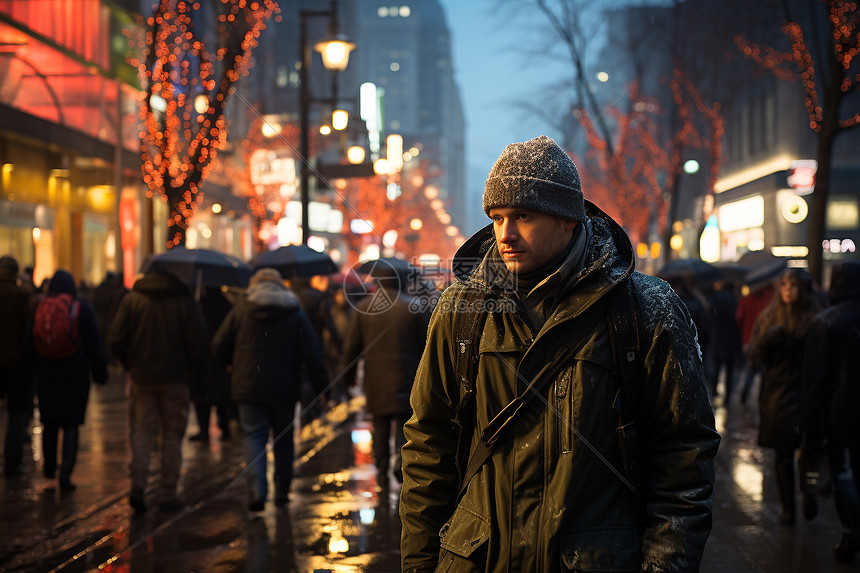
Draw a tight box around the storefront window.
[83,213,115,288]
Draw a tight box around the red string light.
[127,0,279,248]
[735,1,859,134]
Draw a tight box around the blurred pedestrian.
[706,279,742,403]
[341,266,430,489]
[324,277,356,403]
[92,271,128,364]
[189,286,235,443]
[212,268,329,510]
[735,282,775,404]
[22,270,108,491]
[293,275,341,422]
[668,277,713,361]
[748,268,820,526]
[803,260,860,561]
[0,256,34,476]
[108,270,209,513]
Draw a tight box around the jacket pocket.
[559,526,641,572]
[556,366,573,454]
[437,504,491,566]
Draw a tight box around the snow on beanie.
[482,135,585,222]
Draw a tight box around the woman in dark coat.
[22,270,108,491]
[748,268,819,525]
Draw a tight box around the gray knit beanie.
[482,135,585,222]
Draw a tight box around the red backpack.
[33,293,81,359]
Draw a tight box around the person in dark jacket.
[22,270,108,491]
[0,256,35,476]
[212,268,329,510]
[341,266,430,489]
[706,279,742,403]
[108,271,209,513]
[293,275,342,417]
[92,271,127,363]
[400,136,719,572]
[748,268,820,526]
[735,282,775,404]
[189,286,235,442]
[803,260,860,561]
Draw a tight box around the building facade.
[354,0,466,229]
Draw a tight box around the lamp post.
[299,0,354,245]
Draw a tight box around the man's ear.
[563,220,579,233]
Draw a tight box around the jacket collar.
[453,201,635,312]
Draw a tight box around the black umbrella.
[251,245,337,278]
[740,251,787,288]
[356,256,417,278]
[139,247,251,288]
[657,258,725,285]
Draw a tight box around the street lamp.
[300,0,354,245]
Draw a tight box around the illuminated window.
[827,199,859,229]
[717,196,764,232]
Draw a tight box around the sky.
[436,0,567,233]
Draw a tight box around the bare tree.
[130,0,277,249]
[735,0,860,283]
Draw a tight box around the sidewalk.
[0,372,402,572]
[2,370,857,571]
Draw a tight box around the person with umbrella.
[108,269,209,513]
[212,268,329,510]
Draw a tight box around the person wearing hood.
[22,270,107,491]
[212,267,329,510]
[108,270,209,513]
[803,260,860,561]
[340,265,431,490]
[399,135,720,572]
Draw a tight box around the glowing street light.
[300,0,355,245]
[314,35,355,72]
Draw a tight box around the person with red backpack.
[22,269,108,491]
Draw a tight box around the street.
[0,371,856,572]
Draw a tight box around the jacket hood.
[829,260,860,304]
[48,270,77,296]
[454,200,634,296]
[243,281,301,321]
[133,271,190,299]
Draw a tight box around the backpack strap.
[455,299,605,501]
[452,287,490,488]
[607,275,647,511]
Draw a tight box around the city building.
[0,0,255,288]
[354,0,466,229]
[686,0,860,281]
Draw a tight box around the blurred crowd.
[0,254,437,514]
[1,252,859,559]
[665,259,860,560]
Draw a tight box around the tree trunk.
[806,59,844,285]
[806,125,834,285]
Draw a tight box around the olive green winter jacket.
[400,202,720,573]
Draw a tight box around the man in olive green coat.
[400,135,720,572]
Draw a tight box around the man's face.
[489,208,578,275]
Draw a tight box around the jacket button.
[439,524,449,537]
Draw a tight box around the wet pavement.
[0,370,857,572]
